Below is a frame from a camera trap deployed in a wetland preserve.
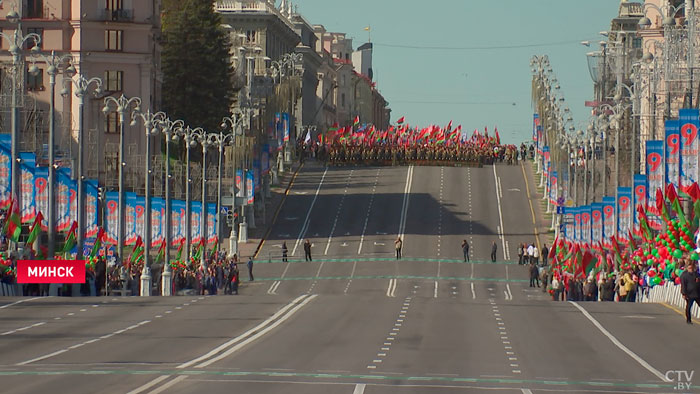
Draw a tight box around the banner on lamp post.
[19,152,36,224]
[616,187,632,242]
[84,179,99,239]
[602,196,616,246]
[679,109,700,191]
[34,167,48,230]
[56,168,72,232]
[665,119,681,189]
[633,174,647,226]
[591,203,603,244]
[0,134,10,209]
[646,140,664,230]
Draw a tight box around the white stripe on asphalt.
[386,279,394,297]
[358,169,381,255]
[196,295,317,368]
[520,388,533,394]
[434,281,438,298]
[126,375,170,394]
[391,279,397,297]
[178,294,309,369]
[147,375,188,394]
[0,296,44,309]
[569,302,670,382]
[506,284,513,300]
[397,165,414,240]
[471,283,476,299]
[292,167,329,256]
[492,165,508,261]
[325,169,353,255]
[353,383,366,394]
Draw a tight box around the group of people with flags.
[300,118,523,166]
[535,108,700,323]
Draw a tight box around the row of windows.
[27,70,123,93]
[9,29,124,52]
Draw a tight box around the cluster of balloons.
[169,260,189,272]
[630,218,698,287]
[0,253,12,274]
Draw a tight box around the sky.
[293,0,621,144]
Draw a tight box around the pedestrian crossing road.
[0,163,698,393]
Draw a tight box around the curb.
[252,163,304,259]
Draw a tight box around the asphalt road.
[0,161,698,394]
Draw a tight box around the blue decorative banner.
[646,140,664,230]
[84,179,99,238]
[282,112,290,143]
[680,109,700,190]
[56,168,72,232]
[581,206,592,245]
[34,167,48,230]
[172,199,185,244]
[151,197,163,248]
[602,196,616,246]
[19,152,36,224]
[191,200,202,245]
[591,203,603,244]
[0,134,11,209]
[246,170,254,205]
[574,207,581,242]
[135,195,145,244]
[617,188,632,241]
[125,192,137,245]
[563,207,574,242]
[207,202,217,244]
[104,191,118,246]
[665,119,680,189]
[633,174,647,226]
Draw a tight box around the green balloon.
[644,251,650,256]
[676,268,683,276]
[693,253,700,261]
[647,259,655,266]
[669,262,677,270]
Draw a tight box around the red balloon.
[675,277,681,285]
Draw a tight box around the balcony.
[99,9,134,22]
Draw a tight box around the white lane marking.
[506,284,513,300]
[397,165,414,241]
[178,295,309,369]
[0,322,46,336]
[492,164,508,260]
[325,169,353,255]
[366,365,376,369]
[386,279,397,298]
[17,320,150,366]
[434,281,438,298]
[390,279,397,297]
[126,375,172,394]
[353,384,366,394]
[0,297,44,309]
[358,169,381,255]
[194,295,318,368]
[470,283,476,299]
[267,281,281,295]
[386,279,394,297]
[521,389,533,394]
[344,261,358,295]
[292,167,329,256]
[569,302,670,382]
[147,375,188,394]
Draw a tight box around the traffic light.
[97,187,105,200]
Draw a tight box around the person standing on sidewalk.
[247,257,254,281]
[281,242,288,262]
[304,240,312,261]
[491,241,497,262]
[681,260,700,324]
[395,237,403,260]
[461,240,469,262]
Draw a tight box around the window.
[341,93,345,108]
[106,0,123,11]
[26,28,43,49]
[632,37,642,49]
[104,70,123,91]
[341,74,346,87]
[105,30,123,51]
[246,30,257,43]
[26,0,43,19]
[26,68,44,91]
[105,112,120,134]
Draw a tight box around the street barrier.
[640,282,700,319]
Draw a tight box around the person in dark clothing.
[461,240,470,262]
[95,257,106,296]
[680,261,700,324]
[583,279,597,301]
[303,240,312,261]
[491,241,497,262]
[281,242,288,262]
[529,263,540,287]
[541,244,549,266]
[601,276,616,301]
[395,237,402,260]
[247,257,254,281]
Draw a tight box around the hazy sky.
[294,0,620,144]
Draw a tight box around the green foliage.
[161,0,234,132]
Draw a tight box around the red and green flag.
[154,240,165,265]
[89,227,106,258]
[637,205,653,240]
[192,239,204,261]
[353,116,360,126]
[656,188,670,222]
[3,196,21,242]
[26,211,43,245]
[62,221,78,255]
[397,116,405,124]
[129,236,144,265]
[666,184,687,224]
[175,239,185,261]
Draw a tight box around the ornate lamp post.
[102,95,141,272]
[220,112,244,256]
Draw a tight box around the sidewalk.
[521,159,554,249]
[235,161,302,260]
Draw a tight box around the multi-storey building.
[0,0,161,191]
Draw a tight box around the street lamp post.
[220,113,244,256]
[102,95,141,274]
[179,126,205,263]
[197,132,216,268]
[210,132,235,258]
[30,50,72,259]
[0,12,41,253]
[131,109,161,296]
[64,71,102,260]
[154,115,184,296]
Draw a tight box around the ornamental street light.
[102,95,141,271]
[154,114,184,296]
[130,109,161,296]
[220,112,245,256]
[64,71,102,261]
[270,52,304,168]
[0,14,41,253]
[209,132,236,258]
[196,132,218,268]
[30,50,73,259]
[178,126,206,263]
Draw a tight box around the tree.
[161,0,233,133]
